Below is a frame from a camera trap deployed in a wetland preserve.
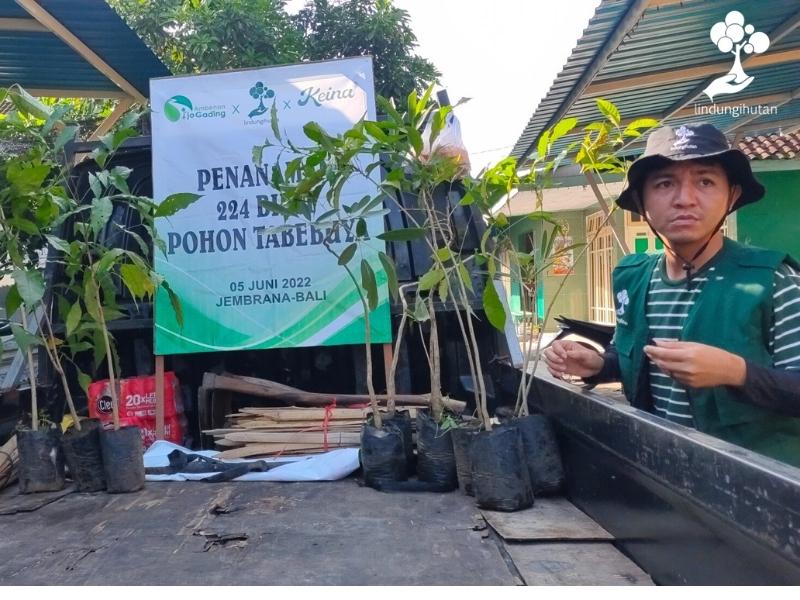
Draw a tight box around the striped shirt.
[645,254,800,426]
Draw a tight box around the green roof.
[512,0,800,162]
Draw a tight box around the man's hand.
[643,339,747,389]
[543,340,604,380]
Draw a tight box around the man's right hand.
[542,340,604,380]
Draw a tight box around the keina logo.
[298,85,356,108]
[248,81,275,118]
[164,95,193,122]
[703,11,770,101]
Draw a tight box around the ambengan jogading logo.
[703,11,770,101]
[163,94,226,123]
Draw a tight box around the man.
[543,123,800,466]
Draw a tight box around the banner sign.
[150,57,391,355]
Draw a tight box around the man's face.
[641,160,741,246]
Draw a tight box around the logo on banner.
[298,85,357,108]
[163,94,227,124]
[164,95,193,122]
[702,11,770,101]
[248,81,276,117]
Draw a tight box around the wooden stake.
[155,355,165,440]
[382,343,393,393]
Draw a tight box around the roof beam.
[0,17,46,32]
[584,49,800,97]
[731,116,800,133]
[90,98,134,141]
[15,0,146,104]
[23,88,129,99]
[722,88,800,134]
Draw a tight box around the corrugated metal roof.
[512,0,800,161]
[0,0,169,98]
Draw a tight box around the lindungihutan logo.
[702,11,770,101]
[248,81,275,118]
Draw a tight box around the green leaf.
[270,100,281,141]
[163,280,184,327]
[6,162,49,193]
[108,166,132,194]
[407,89,419,121]
[258,198,292,218]
[13,269,44,306]
[550,117,579,145]
[377,228,426,242]
[10,323,42,353]
[76,370,92,395]
[54,125,78,152]
[94,247,125,275]
[90,196,113,236]
[120,263,155,299]
[418,268,444,291]
[413,294,430,322]
[356,218,367,238]
[155,192,202,217]
[84,277,102,322]
[360,259,378,311]
[338,243,357,266]
[435,247,454,262]
[303,121,332,147]
[8,85,51,120]
[5,284,22,317]
[458,262,474,293]
[596,98,620,126]
[376,96,403,123]
[438,276,449,303]
[7,218,39,236]
[483,280,506,331]
[364,121,388,143]
[537,130,551,159]
[65,302,82,337]
[407,126,423,155]
[111,127,137,151]
[378,251,398,301]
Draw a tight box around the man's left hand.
[643,340,747,389]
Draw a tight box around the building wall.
[509,210,589,332]
[736,169,800,258]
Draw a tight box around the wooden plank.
[505,542,653,586]
[155,355,165,440]
[0,17,47,31]
[203,372,466,413]
[224,431,361,445]
[482,498,613,542]
[217,443,339,459]
[90,97,133,140]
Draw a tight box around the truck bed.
[0,478,650,585]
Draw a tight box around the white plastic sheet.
[143,440,360,482]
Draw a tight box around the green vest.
[612,239,800,466]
